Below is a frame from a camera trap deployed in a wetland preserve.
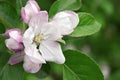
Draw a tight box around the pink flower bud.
[5,38,24,51]
[21,0,40,24]
[3,28,23,43]
[9,30,23,43]
[3,28,24,52]
[2,28,21,38]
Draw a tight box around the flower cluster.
[3,0,79,73]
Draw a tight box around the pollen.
[33,34,43,45]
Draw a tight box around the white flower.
[21,0,40,24]
[23,10,79,73]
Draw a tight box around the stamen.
[33,34,43,45]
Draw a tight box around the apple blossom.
[21,0,40,24]
[23,10,79,73]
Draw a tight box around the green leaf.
[0,64,26,80]
[70,12,101,37]
[63,50,104,80]
[49,0,82,17]
[26,74,53,80]
[0,1,19,28]
[50,63,63,76]
[25,74,41,80]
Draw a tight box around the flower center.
[33,34,43,45]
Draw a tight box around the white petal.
[40,40,65,64]
[29,11,48,34]
[23,27,35,47]
[24,44,46,64]
[41,23,62,41]
[23,55,42,73]
[5,38,23,51]
[8,51,24,65]
[51,10,79,35]
[21,0,40,24]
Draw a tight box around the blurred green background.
[0,0,120,80]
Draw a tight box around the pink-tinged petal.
[8,51,24,65]
[40,40,65,64]
[28,0,40,13]
[51,10,79,35]
[21,8,28,23]
[29,11,48,33]
[9,30,23,43]
[21,0,40,24]
[24,44,46,64]
[5,38,23,51]
[23,55,42,73]
[2,28,22,38]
